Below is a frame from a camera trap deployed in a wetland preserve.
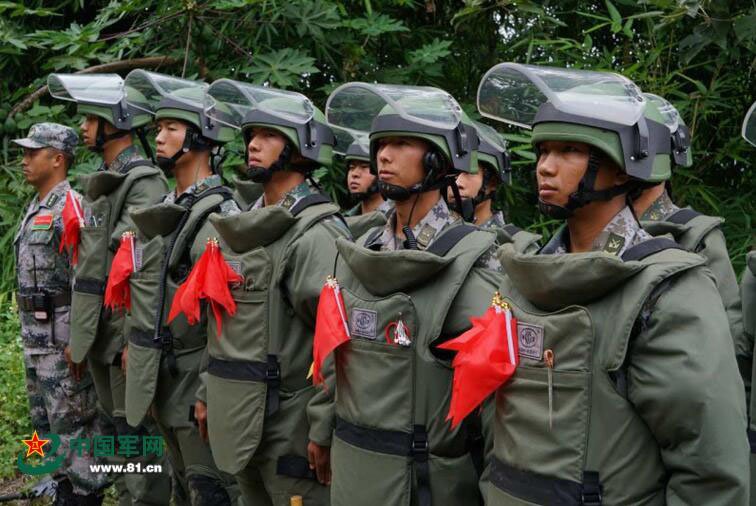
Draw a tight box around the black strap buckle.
[265,355,281,416]
[411,425,429,459]
[581,471,603,506]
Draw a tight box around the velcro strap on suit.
[620,238,685,262]
[16,291,72,311]
[276,455,317,481]
[73,277,106,295]
[490,457,603,505]
[665,207,701,225]
[335,417,433,506]
[207,355,281,416]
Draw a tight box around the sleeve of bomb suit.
[627,266,749,506]
[740,254,756,418]
[110,175,169,250]
[284,219,350,446]
[698,228,747,393]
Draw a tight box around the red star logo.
[21,431,49,458]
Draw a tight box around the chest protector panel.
[329,225,496,506]
[69,163,166,363]
[124,188,232,428]
[203,196,341,475]
[488,242,703,506]
[346,210,388,240]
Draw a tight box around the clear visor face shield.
[643,93,691,166]
[48,73,134,129]
[477,63,670,180]
[743,102,756,147]
[124,70,205,117]
[325,82,478,172]
[472,119,510,183]
[205,79,330,161]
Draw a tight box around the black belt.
[16,291,71,311]
[335,417,432,506]
[207,355,281,416]
[490,456,602,506]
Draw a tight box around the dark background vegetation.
[0,0,753,491]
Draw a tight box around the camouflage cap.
[12,123,78,156]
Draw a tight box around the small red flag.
[60,190,84,264]
[168,239,241,335]
[312,276,350,386]
[438,292,519,428]
[104,232,136,312]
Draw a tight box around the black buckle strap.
[581,471,602,506]
[206,355,281,416]
[425,224,476,257]
[159,327,178,377]
[665,207,701,225]
[129,328,161,349]
[491,456,603,505]
[620,237,685,262]
[265,354,281,416]
[412,425,432,506]
[276,455,317,481]
[289,194,331,216]
[334,418,433,505]
[74,277,106,295]
[748,430,756,454]
[16,291,71,311]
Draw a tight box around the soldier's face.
[79,114,117,148]
[247,127,286,169]
[536,140,625,207]
[376,136,429,189]
[155,119,188,158]
[454,167,485,199]
[347,161,375,194]
[22,148,60,187]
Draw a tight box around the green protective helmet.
[48,73,152,131]
[644,93,692,173]
[76,86,152,129]
[326,83,480,175]
[124,70,235,144]
[478,63,675,183]
[473,120,510,184]
[344,135,370,163]
[529,99,672,184]
[206,79,334,168]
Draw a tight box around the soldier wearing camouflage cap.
[48,74,172,506]
[13,123,109,505]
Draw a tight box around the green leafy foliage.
[0,0,752,297]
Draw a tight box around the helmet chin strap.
[350,178,380,204]
[538,148,638,220]
[245,143,293,183]
[90,117,130,153]
[448,169,494,222]
[156,125,214,178]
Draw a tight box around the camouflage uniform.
[638,189,679,222]
[369,196,501,270]
[479,210,506,230]
[15,138,108,497]
[158,173,242,506]
[165,174,239,215]
[543,205,651,256]
[344,199,392,217]
[251,180,350,234]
